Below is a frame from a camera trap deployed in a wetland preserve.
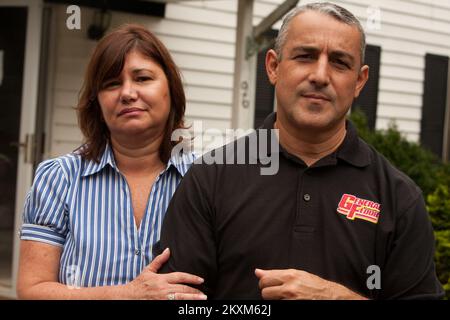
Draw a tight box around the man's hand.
[255,268,367,300]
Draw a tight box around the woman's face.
[97,49,171,141]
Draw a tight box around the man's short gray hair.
[274,2,366,65]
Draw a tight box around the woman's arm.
[17,241,206,300]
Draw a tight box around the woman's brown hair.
[77,24,186,163]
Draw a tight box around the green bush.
[349,109,450,299]
[350,110,442,196]
[427,184,450,298]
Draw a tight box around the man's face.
[266,11,369,134]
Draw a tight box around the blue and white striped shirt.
[20,143,195,287]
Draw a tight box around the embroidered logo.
[337,194,381,224]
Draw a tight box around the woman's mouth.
[118,107,144,116]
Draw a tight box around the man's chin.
[289,112,333,129]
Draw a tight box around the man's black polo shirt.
[159,113,444,300]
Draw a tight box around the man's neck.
[275,119,347,167]
[110,132,165,176]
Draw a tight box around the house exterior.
[0,0,449,298]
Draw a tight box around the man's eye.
[295,54,314,60]
[334,60,350,69]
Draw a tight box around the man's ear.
[354,64,369,98]
[266,49,279,85]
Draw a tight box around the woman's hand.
[127,248,207,300]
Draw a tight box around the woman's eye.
[103,80,121,89]
[137,76,151,82]
[136,75,154,82]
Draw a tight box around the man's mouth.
[301,93,331,101]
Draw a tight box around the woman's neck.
[110,132,165,176]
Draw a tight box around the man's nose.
[308,55,330,88]
[120,81,138,103]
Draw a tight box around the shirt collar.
[81,142,117,177]
[166,150,195,177]
[81,142,195,177]
[259,112,371,168]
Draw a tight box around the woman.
[17,24,204,300]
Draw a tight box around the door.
[0,0,42,298]
[0,6,27,289]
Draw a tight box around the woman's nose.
[120,81,138,103]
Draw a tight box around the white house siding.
[299,0,450,142]
[46,0,283,158]
[47,0,450,158]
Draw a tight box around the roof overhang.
[44,0,166,17]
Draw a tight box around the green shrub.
[435,229,450,298]
[349,109,450,299]
[350,110,442,196]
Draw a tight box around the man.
[158,2,444,299]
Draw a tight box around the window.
[254,48,275,129]
[351,44,381,130]
[420,53,449,159]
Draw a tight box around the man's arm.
[159,163,218,297]
[255,193,443,300]
[377,193,444,299]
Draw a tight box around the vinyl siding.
[46,0,450,158]
[47,1,283,157]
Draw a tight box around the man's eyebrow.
[330,50,356,64]
[291,46,320,53]
[291,46,356,64]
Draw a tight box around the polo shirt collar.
[336,119,371,168]
[259,112,371,168]
[81,142,193,177]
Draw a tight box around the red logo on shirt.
[337,194,381,224]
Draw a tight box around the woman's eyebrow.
[131,68,153,74]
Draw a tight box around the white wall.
[46,0,282,157]
[46,0,450,158]
[313,0,450,142]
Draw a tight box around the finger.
[174,293,208,300]
[255,269,284,289]
[255,268,289,279]
[255,268,267,279]
[259,275,284,289]
[165,272,204,285]
[171,284,205,295]
[261,286,285,300]
[147,248,170,273]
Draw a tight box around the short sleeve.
[20,159,69,247]
[380,192,444,299]
[158,163,218,296]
